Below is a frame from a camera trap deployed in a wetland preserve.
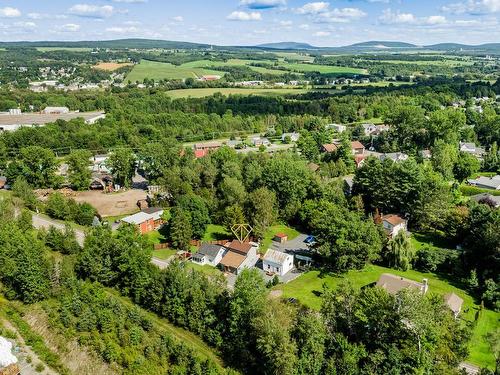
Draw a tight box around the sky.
[1,0,499,46]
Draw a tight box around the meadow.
[36,47,92,52]
[126,59,225,81]
[165,87,312,99]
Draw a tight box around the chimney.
[422,279,428,294]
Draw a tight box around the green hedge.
[460,185,500,197]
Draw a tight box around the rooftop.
[121,211,153,225]
[382,214,406,227]
[444,292,464,314]
[224,240,253,254]
[263,249,292,265]
[0,111,105,126]
[376,273,426,295]
[220,251,247,269]
[198,243,225,258]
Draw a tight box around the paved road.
[32,214,86,246]
[458,362,480,375]
[151,256,174,269]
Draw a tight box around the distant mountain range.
[0,38,499,54]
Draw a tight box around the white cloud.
[172,16,184,22]
[299,23,310,29]
[14,21,37,29]
[313,31,331,36]
[227,11,262,21]
[68,4,115,18]
[111,0,147,3]
[0,7,21,18]
[442,0,500,14]
[279,20,293,26]
[296,2,330,14]
[379,9,447,25]
[57,23,81,32]
[240,0,286,9]
[28,12,67,20]
[106,26,139,33]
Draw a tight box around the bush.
[44,192,97,226]
[414,245,459,274]
[459,184,500,197]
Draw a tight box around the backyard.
[275,264,498,369]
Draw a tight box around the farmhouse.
[219,240,259,275]
[121,208,165,234]
[191,244,227,266]
[467,175,500,190]
[381,214,407,237]
[262,249,294,276]
[460,142,485,159]
[252,137,271,147]
[376,273,429,295]
[193,142,221,158]
[351,141,365,155]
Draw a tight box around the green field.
[166,87,311,99]
[152,248,177,260]
[275,264,498,368]
[127,59,225,81]
[182,59,286,75]
[378,59,474,67]
[202,224,231,242]
[277,62,367,75]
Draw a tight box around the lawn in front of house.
[143,230,167,245]
[185,262,224,277]
[260,224,300,251]
[275,264,498,369]
[410,232,456,251]
[152,248,177,260]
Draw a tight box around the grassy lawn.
[275,264,498,369]
[185,262,224,277]
[202,224,231,242]
[260,224,300,251]
[165,87,311,99]
[36,47,92,52]
[126,59,226,81]
[152,248,177,260]
[410,232,455,251]
[144,230,167,245]
[0,190,11,199]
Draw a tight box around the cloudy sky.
[1,0,499,46]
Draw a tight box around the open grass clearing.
[276,62,367,75]
[275,264,498,369]
[152,248,177,260]
[166,87,311,99]
[126,59,226,81]
[185,262,224,277]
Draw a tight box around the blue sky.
[1,0,499,45]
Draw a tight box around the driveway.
[32,214,85,246]
[270,233,311,253]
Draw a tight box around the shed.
[273,233,288,244]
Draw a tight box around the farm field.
[275,264,498,369]
[126,59,225,81]
[277,62,367,74]
[165,87,312,99]
[93,62,133,71]
[182,59,286,75]
[377,59,474,66]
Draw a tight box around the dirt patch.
[23,307,117,375]
[72,189,147,217]
[93,62,133,71]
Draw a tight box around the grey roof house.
[191,244,227,267]
[467,175,500,190]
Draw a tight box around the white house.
[262,249,294,276]
[467,175,500,190]
[252,137,271,147]
[191,244,227,266]
[361,123,377,136]
[379,152,409,163]
[281,132,300,142]
[381,214,407,237]
[326,123,346,133]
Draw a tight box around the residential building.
[467,175,500,190]
[325,123,346,133]
[376,273,429,295]
[193,142,221,158]
[219,240,259,275]
[380,152,409,163]
[361,123,377,136]
[0,176,6,189]
[252,137,271,147]
[381,214,407,237]
[460,142,485,159]
[470,193,500,208]
[321,143,338,153]
[444,292,464,319]
[262,249,294,276]
[0,111,106,132]
[281,132,300,142]
[351,141,365,155]
[191,244,227,266]
[121,208,165,234]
